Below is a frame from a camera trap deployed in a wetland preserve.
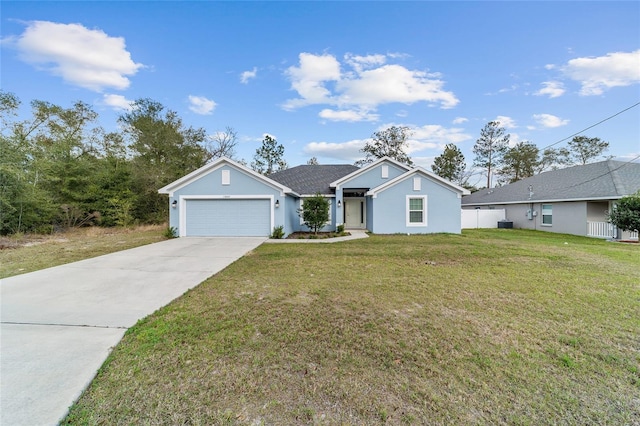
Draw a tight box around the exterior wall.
[169,164,284,236]
[370,176,462,234]
[587,201,609,221]
[283,195,299,237]
[464,201,589,236]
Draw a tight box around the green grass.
[0,225,166,279]
[61,229,639,425]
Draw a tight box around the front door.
[344,198,366,229]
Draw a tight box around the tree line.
[0,93,245,235]
[433,121,610,189]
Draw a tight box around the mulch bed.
[286,231,350,240]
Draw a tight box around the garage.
[184,198,271,237]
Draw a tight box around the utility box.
[497,220,513,229]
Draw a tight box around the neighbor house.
[158,156,469,237]
[461,160,640,240]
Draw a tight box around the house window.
[542,204,552,225]
[407,196,427,226]
[413,177,421,191]
[221,169,230,185]
[381,165,389,178]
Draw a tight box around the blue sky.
[2,1,639,185]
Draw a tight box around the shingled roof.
[268,164,360,195]
[462,160,640,205]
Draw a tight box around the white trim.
[462,195,626,207]
[406,195,427,227]
[179,195,274,237]
[330,156,411,188]
[368,167,468,198]
[158,156,295,197]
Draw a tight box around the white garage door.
[184,199,271,236]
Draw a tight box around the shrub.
[163,226,177,239]
[337,224,345,234]
[608,191,640,233]
[270,225,285,239]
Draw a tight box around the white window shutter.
[222,169,230,185]
[413,177,421,191]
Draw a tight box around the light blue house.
[158,156,469,237]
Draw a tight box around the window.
[542,204,552,225]
[407,196,427,226]
[221,169,230,185]
[381,165,389,178]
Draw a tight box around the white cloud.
[303,123,472,163]
[188,95,216,115]
[535,81,565,98]
[532,113,569,128]
[303,139,366,162]
[283,52,459,118]
[452,117,468,124]
[560,50,640,95]
[495,116,517,129]
[319,108,379,122]
[6,20,142,92]
[408,124,473,152]
[102,94,132,111]
[344,53,386,72]
[240,67,257,84]
[283,53,341,109]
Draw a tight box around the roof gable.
[158,156,294,196]
[367,167,470,196]
[462,160,640,205]
[330,156,412,188]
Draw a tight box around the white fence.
[587,221,615,238]
[462,209,506,229]
[587,221,639,240]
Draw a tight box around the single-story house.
[158,156,469,237]
[461,160,640,240]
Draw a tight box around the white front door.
[344,198,365,229]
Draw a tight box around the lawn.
[0,225,167,279]
[63,229,639,425]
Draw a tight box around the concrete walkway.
[0,237,266,426]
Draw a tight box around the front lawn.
[65,230,639,425]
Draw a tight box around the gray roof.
[462,160,640,205]
[268,164,360,195]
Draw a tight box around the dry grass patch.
[65,230,640,425]
[0,225,166,279]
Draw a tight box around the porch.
[587,221,638,240]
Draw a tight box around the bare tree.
[205,126,238,162]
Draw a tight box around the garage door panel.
[185,199,270,236]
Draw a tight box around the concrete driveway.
[0,236,265,426]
